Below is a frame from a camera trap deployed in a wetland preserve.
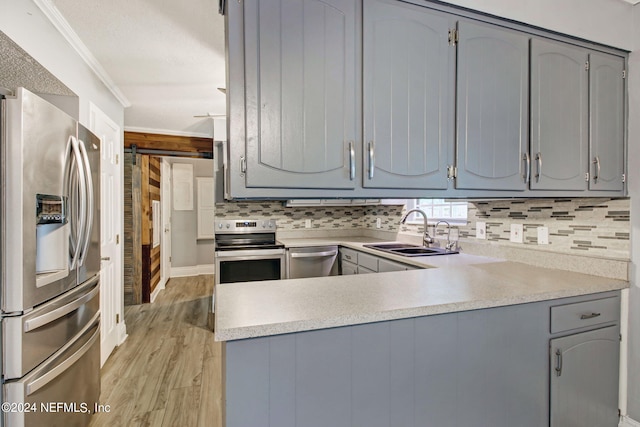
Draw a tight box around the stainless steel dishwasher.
[287,246,339,279]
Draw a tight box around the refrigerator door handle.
[25,314,100,396]
[66,135,87,270]
[23,277,99,332]
[77,138,94,267]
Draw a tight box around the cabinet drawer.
[357,265,376,275]
[358,252,379,272]
[340,248,358,264]
[551,296,620,334]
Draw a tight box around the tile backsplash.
[215,198,630,260]
[215,202,369,229]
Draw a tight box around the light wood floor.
[89,275,222,427]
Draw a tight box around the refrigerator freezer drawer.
[4,319,100,427]
[3,275,100,379]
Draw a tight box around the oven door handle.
[290,250,338,258]
[215,249,285,258]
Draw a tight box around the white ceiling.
[51,0,226,137]
[49,0,639,138]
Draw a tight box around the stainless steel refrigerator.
[1,88,101,427]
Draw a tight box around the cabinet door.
[363,0,454,189]
[589,52,625,191]
[550,326,620,427]
[243,0,359,189]
[455,21,529,191]
[341,260,357,275]
[531,39,589,191]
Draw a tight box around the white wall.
[170,158,215,268]
[627,5,640,420]
[439,0,633,50]
[0,0,124,129]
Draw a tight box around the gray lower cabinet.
[589,52,626,192]
[242,0,359,190]
[550,326,620,427]
[530,38,589,191]
[341,260,357,275]
[455,20,529,191]
[339,248,417,274]
[362,0,454,190]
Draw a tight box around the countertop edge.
[214,281,628,342]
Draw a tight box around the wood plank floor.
[90,275,222,427]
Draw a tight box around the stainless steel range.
[214,219,285,286]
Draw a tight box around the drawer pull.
[344,255,352,260]
[580,312,601,320]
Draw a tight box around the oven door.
[215,249,285,285]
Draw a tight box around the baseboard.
[170,264,215,278]
[620,416,640,427]
[150,279,165,303]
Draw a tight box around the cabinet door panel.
[363,0,453,189]
[550,326,620,427]
[589,52,625,191]
[244,0,358,189]
[456,21,529,191]
[531,39,589,191]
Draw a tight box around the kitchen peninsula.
[215,239,628,427]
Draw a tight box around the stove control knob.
[226,224,231,229]
[218,223,223,229]
[269,222,274,228]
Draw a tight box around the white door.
[89,103,123,367]
[161,158,172,286]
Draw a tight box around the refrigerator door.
[3,276,99,379]
[76,125,101,285]
[2,88,78,312]
[4,318,100,427]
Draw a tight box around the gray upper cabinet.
[363,0,454,190]
[243,0,359,189]
[589,52,626,191]
[530,39,589,191]
[455,21,529,191]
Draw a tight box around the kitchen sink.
[363,243,458,257]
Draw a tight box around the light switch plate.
[510,224,524,243]
[476,221,486,239]
[305,219,312,228]
[376,218,382,229]
[537,226,549,245]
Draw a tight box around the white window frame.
[405,199,468,225]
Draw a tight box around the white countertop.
[214,237,628,342]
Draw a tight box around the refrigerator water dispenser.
[35,195,69,285]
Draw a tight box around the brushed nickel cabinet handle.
[555,349,563,377]
[593,156,601,181]
[523,152,531,183]
[580,312,601,320]
[368,141,375,180]
[535,152,542,182]
[349,141,355,180]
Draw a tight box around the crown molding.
[124,126,212,139]
[33,0,131,108]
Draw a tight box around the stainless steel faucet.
[400,209,434,247]
[435,220,456,252]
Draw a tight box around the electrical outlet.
[376,218,382,229]
[510,224,524,243]
[537,226,549,245]
[476,221,486,239]
[305,219,312,228]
